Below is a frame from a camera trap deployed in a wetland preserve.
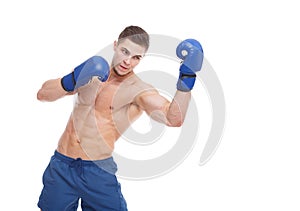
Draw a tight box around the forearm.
[37,56,110,102]
[37,78,72,102]
[138,39,202,127]
[166,90,191,127]
[166,38,203,126]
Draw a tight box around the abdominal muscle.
[56,76,144,160]
[57,109,120,160]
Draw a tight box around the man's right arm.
[37,78,73,102]
[37,56,110,102]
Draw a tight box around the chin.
[113,67,132,77]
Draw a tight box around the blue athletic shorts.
[37,151,127,211]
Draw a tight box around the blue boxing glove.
[176,39,204,92]
[61,56,110,92]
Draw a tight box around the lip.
[119,64,129,71]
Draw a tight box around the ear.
[113,40,118,51]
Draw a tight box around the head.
[112,26,150,77]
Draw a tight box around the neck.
[108,68,134,82]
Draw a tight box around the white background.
[1,0,300,210]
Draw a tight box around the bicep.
[135,91,171,124]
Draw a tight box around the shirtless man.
[37,26,203,211]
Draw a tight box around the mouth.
[119,64,129,71]
[113,64,132,77]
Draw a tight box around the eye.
[132,55,142,61]
[121,48,130,56]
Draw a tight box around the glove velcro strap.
[177,73,196,92]
[61,71,76,92]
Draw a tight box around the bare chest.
[95,81,137,115]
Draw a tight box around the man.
[37,25,203,211]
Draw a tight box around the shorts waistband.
[54,150,118,174]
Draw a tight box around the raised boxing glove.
[176,39,203,92]
[61,56,110,92]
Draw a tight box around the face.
[112,38,146,77]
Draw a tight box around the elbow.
[166,112,185,127]
[170,122,183,127]
[36,89,44,101]
[37,89,51,102]
[167,118,184,127]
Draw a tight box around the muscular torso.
[57,74,154,160]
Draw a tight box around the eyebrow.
[121,47,143,59]
[133,54,143,59]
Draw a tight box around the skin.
[37,38,191,161]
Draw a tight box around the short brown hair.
[118,25,150,51]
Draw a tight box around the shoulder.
[118,74,158,105]
[123,74,158,96]
[129,75,170,110]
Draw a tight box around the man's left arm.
[136,38,204,127]
[134,89,190,127]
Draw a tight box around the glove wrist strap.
[176,72,196,92]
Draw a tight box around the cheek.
[130,60,140,68]
[112,54,125,66]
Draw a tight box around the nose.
[123,57,131,65]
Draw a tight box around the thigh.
[80,165,127,211]
[38,157,80,211]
